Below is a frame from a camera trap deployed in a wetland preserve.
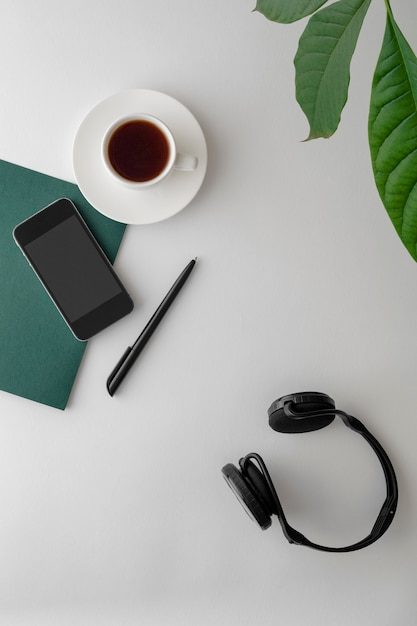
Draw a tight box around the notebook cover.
[0,159,126,410]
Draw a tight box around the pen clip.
[106,347,132,395]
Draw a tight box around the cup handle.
[174,153,198,171]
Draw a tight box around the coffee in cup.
[102,114,197,188]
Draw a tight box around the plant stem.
[384,0,393,19]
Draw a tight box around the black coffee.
[107,120,170,182]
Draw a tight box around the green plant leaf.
[294,0,371,140]
[369,9,417,261]
[255,0,329,24]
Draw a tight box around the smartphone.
[13,198,134,340]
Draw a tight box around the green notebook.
[0,160,126,410]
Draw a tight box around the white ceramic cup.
[102,113,198,189]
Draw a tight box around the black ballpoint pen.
[106,258,197,396]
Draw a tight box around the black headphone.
[222,392,398,552]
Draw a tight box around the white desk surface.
[1,1,416,624]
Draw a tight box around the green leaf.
[294,0,371,140]
[369,9,417,261]
[255,0,329,24]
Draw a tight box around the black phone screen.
[25,215,122,322]
[14,198,133,340]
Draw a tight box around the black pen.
[106,258,197,396]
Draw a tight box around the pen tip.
[194,256,198,262]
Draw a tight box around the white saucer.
[73,90,207,224]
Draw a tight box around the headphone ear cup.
[222,463,272,530]
[243,460,277,516]
[268,392,336,433]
